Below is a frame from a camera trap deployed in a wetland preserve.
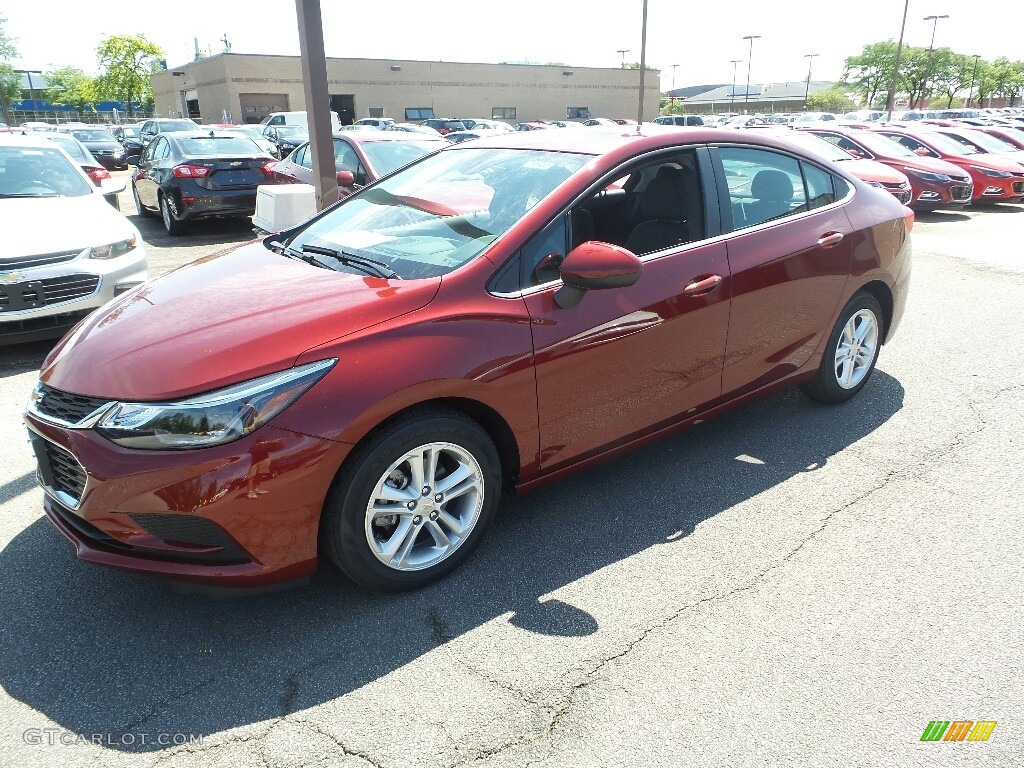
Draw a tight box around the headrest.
[751,169,794,202]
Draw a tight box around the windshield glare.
[72,129,116,142]
[0,146,93,197]
[916,131,980,155]
[360,140,445,176]
[784,134,851,161]
[944,130,1017,153]
[286,148,589,279]
[852,132,917,157]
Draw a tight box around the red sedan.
[803,126,973,209]
[873,125,1024,203]
[26,128,911,591]
[271,130,448,197]
[970,125,1024,150]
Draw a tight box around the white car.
[1,134,149,345]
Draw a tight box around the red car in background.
[803,126,973,209]
[271,130,448,197]
[970,125,1024,150]
[776,129,913,205]
[927,126,1024,167]
[873,125,1024,203]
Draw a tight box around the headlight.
[866,181,884,188]
[95,359,336,449]
[903,167,951,182]
[89,237,137,260]
[970,165,1012,178]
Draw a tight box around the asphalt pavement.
[0,190,1021,768]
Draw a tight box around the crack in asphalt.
[448,400,997,766]
[286,716,386,768]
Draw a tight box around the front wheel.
[322,408,502,591]
[800,292,884,404]
[160,193,187,236]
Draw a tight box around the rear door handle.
[817,232,844,248]
[682,274,723,296]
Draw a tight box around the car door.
[522,150,732,473]
[710,144,855,397]
[136,136,169,210]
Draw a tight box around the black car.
[421,118,467,135]
[112,124,145,160]
[262,124,309,159]
[57,126,127,169]
[129,130,276,235]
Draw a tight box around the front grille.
[34,383,111,424]
[41,441,87,505]
[896,189,912,205]
[951,185,972,201]
[0,309,92,344]
[1,249,81,271]
[0,274,100,313]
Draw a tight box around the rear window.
[71,129,116,142]
[178,137,262,156]
[161,120,201,132]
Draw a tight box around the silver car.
[1,134,149,345]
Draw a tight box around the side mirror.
[554,241,643,309]
[98,177,126,195]
[336,170,355,186]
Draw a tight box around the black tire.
[132,181,152,217]
[160,193,187,236]
[322,408,502,591]
[801,291,885,404]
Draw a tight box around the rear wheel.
[322,408,502,591]
[160,193,187,236]
[801,292,884,404]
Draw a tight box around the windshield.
[284,147,589,279]
[360,140,446,176]
[943,129,1018,154]
[850,131,917,157]
[71,129,116,142]
[121,126,141,138]
[0,146,93,197]
[228,127,264,140]
[161,120,200,132]
[914,131,980,155]
[179,136,262,156]
[275,126,308,138]
[783,133,851,162]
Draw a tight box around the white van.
[259,111,341,130]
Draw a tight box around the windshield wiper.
[300,245,401,279]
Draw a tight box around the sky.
[3,0,1014,93]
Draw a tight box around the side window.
[719,147,807,231]
[333,140,359,173]
[521,215,569,288]
[157,138,171,161]
[883,133,936,157]
[269,116,283,126]
[802,162,837,209]
[297,146,312,169]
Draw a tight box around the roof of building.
[678,80,836,105]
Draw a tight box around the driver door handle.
[818,232,844,248]
[682,274,723,296]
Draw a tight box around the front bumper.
[25,411,352,586]
[1,248,148,345]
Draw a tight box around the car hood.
[3,195,138,259]
[887,154,968,178]
[40,241,442,401]
[842,158,909,185]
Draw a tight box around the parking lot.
[1,177,1022,767]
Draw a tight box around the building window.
[368,107,384,118]
[567,107,591,119]
[405,107,435,120]
[492,107,516,121]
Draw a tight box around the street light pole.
[921,14,949,109]
[636,0,649,126]
[742,35,761,111]
[803,53,819,109]
[967,54,981,107]
[617,49,630,69]
[729,59,742,113]
[885,0,910,120]
[672,64,679,91]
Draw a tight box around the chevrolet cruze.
[25,127,911,591]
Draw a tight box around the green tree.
[45,67,99,114]
[989,57,1024,107]
[805,86,855,113]
[95,34,164,115]
[0,14,19,123]
[843,41,898,108]
[929,50,974,108]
